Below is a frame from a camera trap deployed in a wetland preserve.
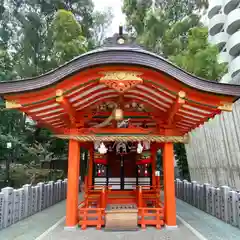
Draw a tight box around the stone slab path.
[0,194,83,240]
[176,199,240,240]
[41,219,199,240]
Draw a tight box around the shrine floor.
[0,194,240,240]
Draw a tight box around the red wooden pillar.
[88,144,94,187]
[151,143,157,188]
[163,142,177,227]
[65,139,80,229]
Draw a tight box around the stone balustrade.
[175,179,240,228]
[0,178,81,230]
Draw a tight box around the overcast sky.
[93,0,126,37]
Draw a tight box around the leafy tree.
[123,0,227,180]
[170,27,227,80]
[123,0,209,55]
[0,0,111,186]
[92,9,114,46]
[49,9,87,66]
[0,48,16,81]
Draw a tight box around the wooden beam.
[166,91,186,126]
[56,89,77,126]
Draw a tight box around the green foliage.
[92,9,114,46]
[170,27,227,80]
[123,0,225,179]
[49,9,87,66]
[0,0,110,186]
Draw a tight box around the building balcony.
[209,13,226,36]
[208,0,223,19]
[220,72,232,83]
[229,56,240,78]
[209,32,228,50]
[218,51,233,64]
[226,30,240,56]
[224,8,240,34]
[223,0,240,15]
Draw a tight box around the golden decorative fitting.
[117,38,125,44]
[99,71,143,92]
[114,108,123,121]
[178,91,186,99]
[218,102,233,112]
[5,100,22,109]
[56,89,64,102]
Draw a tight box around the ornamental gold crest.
[99,71,143,92]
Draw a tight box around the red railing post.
[101,187,106,208]
[138,186,143,207]
[84,175,88,198]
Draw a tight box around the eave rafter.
[166,91,186,127]
[56,89,77,127]
[5,99,64,133]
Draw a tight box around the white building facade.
[208,0,240,83]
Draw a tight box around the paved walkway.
[42,219,199,240]
[176,200,240,240]
[0,196,240,240]
[0,194,83,240]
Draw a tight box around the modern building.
[207,0,240,83]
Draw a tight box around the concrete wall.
[0,178,80,231]
[175,179,240,228]
[185,99,240,190]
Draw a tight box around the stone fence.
[0,178,81,230]
[175,179,240,229]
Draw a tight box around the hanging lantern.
[114,108,123,121]
[98,169,101,176]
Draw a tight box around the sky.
[93,0,126,37]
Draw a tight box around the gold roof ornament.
[217,102,233,112]
[5,100,22,109]
[99,71,143,92]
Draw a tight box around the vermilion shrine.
[1,29,240,230]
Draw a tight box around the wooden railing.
[78,184,108,230]
[79,176,164,230]
[136,186,164,229]
[138,207,164,229]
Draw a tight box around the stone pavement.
[0,194,83,240]
[176,199,240,240]
[41,219,199,240]
[1,196,240,240]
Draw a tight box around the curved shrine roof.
[0,33,239,136]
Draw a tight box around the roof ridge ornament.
[102,25,142,49]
